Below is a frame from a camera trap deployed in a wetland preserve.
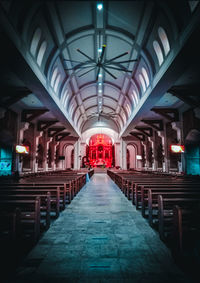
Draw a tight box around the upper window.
[126,104,131,116]
[51,68,58,87]
[139,74,146,93]
[153,40,164,66]
[30,28,41,56]
[54,74,61,93]
[122,112,126,124]
[141,67,150,87]
[131,90,139,107]
[188,1,199,12]
[158,27,170,56]
[37,41,47,66]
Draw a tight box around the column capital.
[0,107,6,119]
[171,121,181,131]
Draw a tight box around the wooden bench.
[0,198,41,242]
[173,205,200,253]
[0,208,21,241]
[158,195,200,241]
[148,189,200,226]
[139,183,200,214]
[137,183,200,210]
[0,186,60,218]
[0,192,51,229]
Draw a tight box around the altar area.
[88,134,113,168]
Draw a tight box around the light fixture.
[97,3,103,11]
[98,82,102,86]
[99,89,102,93]
[98,73,102,78]
[98,48,102,53]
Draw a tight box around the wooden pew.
[158,195,200,241]
[0,186,60,218]
[137,183,200,211]
[148,189,200,226]
[0,192,51,229]
[0,208,21,241]
[0,198,41,242]
[173,205,200,253]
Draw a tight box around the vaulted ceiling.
[0,1,200,138]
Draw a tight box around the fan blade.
[106,59,137,64]
[96,66,101,81]
[106,66,132,73]
[99,45,106,64]
[102,66,117,79]
[64,59,89,64]
[105,51,129,64]
[65,64,95,71]
[78,67,96,78]
[77,49,95,63]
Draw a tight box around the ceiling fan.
[87,110,118,121]
[64,45,137,80]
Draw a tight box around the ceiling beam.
[135,127,153,137]
[48,127,65,137]
[141,119,163,131]
[169,86,200,108]
[151,108,179,122]
[37,120,58,131]
[129,132,145,141]
[55,132,70,141]
[21,109,49,122]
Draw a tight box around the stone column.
[74,139,81,170]
[45,137,53,171]
[148,134,157,171]
[114,142,120,168]
[34,131,43,173]
[141,141,147,169]
[16,122,29,174]
[121,139,127,170]
[158,130,168,172]
[172,121,185,173]
[53,141,59,170]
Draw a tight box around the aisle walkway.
[10,174,191,283]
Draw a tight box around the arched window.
[188,1,199,12]
[139,74,146,93]
[158,27,170,56]
[54,74,61,93]
[153,40,164,66]
[133,90,139,104]
[122,112,126,124]
[126,104,131,116]
[30,28,41,56]
[51,67,58,87]
[141,67,150,87]
[69,104,75,117]
[37,41,47,66]
[131,94,136,107]
[62,90,69,107]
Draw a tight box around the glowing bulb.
[99,73,102,78]
[98,48,102,53]
[98,82,102,86]
[97,3,103,11]
[99,89,102,93]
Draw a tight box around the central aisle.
[12,174,191,283]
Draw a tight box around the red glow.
[16,145,29,154]
[170,145,185,153]
[88,134,113,167]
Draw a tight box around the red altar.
[88,134,113,168]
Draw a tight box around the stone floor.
[7,174,195,283]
